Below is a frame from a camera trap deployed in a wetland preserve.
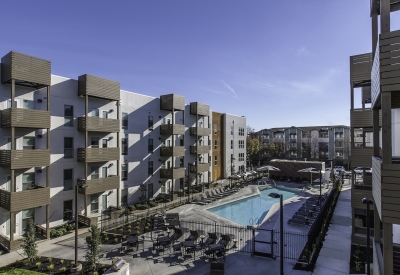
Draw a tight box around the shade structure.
[257,165,281,172]
[297,167,324,174]
[313,178,329,184]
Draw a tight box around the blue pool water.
[208,187,299,226]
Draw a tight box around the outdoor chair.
[186,230,200,243]
[192,195,208,205]
[220,234,231,249]
[206,191,221,200]
[287,216,310,225]
[205,232,218,246]
[171,228,183,242]
[202,193,217,202]
[200,194,216,203]
[294,210,314,218]
[211,190,225,198]
[218,188,232,196]
[172,242,183,258]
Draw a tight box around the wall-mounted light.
[37,99,42,103]
[109,109,114,113]
[108,163,114,168]
[37,135,43,138]
[159,159,161,162]
[159,137,162,140]
[37,169,42,173]
[108,136,113,140]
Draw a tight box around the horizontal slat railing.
[1,108,51,128]
[78,175,120,195]
[77,147,119,162]
[78,117,120,132]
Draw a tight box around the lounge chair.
[186,230,199,243]
[205,192,219,201]
[200,194,216,203]
[220,234,231,248]
[192,195,208,205]
[287,216,310,225]
[218,188,232,196]
[171,228,183,242]
[205,232,218,246]
[211,189,226,198]
[294,210,314,218]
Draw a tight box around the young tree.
[84,224,102,271]
[21,218,38,262]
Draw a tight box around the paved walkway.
[312,183,352,275]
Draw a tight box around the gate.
[252,227,275,258]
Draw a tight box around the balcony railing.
[190,145,210,154]
[78,74,120,101]
[190,102,210,116]
[160,146,185,157]
[190,127,211,136]
[0,185,50,212]
[160,94,185,111]
[77,175,119,195]
[350,52,372,87]
[1,108,50,129]
[189,163,210,173]
[0,149,50,169]
[78,117,120,132]
[351,148,374,168]
[160,167,185,179]
[77,148,119,162]
[160,124,185,135]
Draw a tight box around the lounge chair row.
[192,186,238,205]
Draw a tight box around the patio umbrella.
[256,165,281,179]
[297,168,325,199]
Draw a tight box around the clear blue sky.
[2,1,400,131]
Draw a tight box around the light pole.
[269,193,284,275]
[362,197,373,275]
[72,183,87,272]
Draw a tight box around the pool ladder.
[249,217,259,226]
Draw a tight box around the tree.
[84,224,102,271]
[21,218,38,262]
[246,136,260,156]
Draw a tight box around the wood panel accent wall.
[160,146,185,157]
[212,112,224,181]
[160,94,185,111]
[190,145,209,154]
[351,188,373,209]
[78,175,120,195]
[78,74,120,101]
[78,117,120,132]
[1,109,51,129]
[1,51,51,87]
[0,187,51,212]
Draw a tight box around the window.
[239,140,245,149]
[64,105,74,126]
[238,127,245,136]
[63,200,73,221]
[122,112,128,129]
[121,189,128,207]
[239,153,244,162]
[302,131,310,138]
[102,139,108,148]
[148,115,153,128]
[64,137,73,158]
[23,99,35,110]
[102,195,108,211]
[148,138,153,153]
[23,137,35,150]
[214,124,217,135]
[148,161,153,176]
[22,208,35,234]
[121,164,127,181]
[122,138,128,155]
[102,110,108,118]
[231,140,233,149]
[231,125,233,135]
[91,166,99,180]
[290,134,297,139]
[101,167,108,178]
[22,173,35,191]
[91,137,99,148]
[214,140,217,149]
[214,155,217,165]
[63,169,73,191]
[147,183,153,199]
[91,108,99,117]
[90,195,99,214]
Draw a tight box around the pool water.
[207,187,299,226]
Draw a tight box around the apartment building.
[257,125,350,165]
[350,1,400,274]
[0,51,246,251]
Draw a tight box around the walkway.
[312,184,352,274]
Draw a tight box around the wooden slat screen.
[351,148,374,168]
[77,147,119,163]
[350,53,372,85]
[190,127,211,136]
[78,74,120,101]
[78,117,120,133]
[350,109,382,128]
[1,108,51,129]
[160,94,185,111]
[10,186,50,212]
[78,175,119,195]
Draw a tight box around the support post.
[280,195,284,275]
[383,222,393,275]
[374,206,381,241]
[117,99,120,207]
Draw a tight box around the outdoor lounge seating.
[200,194,216,203]
[287,216,310,225]
[294,210,314,218]
[171,228,183,242]
[205,232,218,246]
[210,190,225,198]
[186,230,200,243]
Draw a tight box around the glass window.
[148,115,153,128]
[121,189,128,207]
[231,125,233,135]
[63,169,73,191]
[148,161,153,176]
[102,139,108,148]
[231,140,233,149]
[23,100,35,110]
[102,195,108,210]
[63,200,73,221]
[64,105,74,126]
[64,137,73,158]
[122,138,128,155]
[102,110,108,118]
[148,138,153,153]
[91,166,99,180]
[214,140,217,149]
[214,124,217,134]
[148,183,153,198]
[91,137,99,148]
[214,155,217,165]
[122,112,128,129]
[121,164,127,181]
[22,173,35,191]
[91,108,99,117]
[102,167,108,178]
[22,137,35,150]
[90,195,99,214]
[22,208,35,234]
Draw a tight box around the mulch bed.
[10,257,110,275]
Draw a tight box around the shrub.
[37,255,41,260]
[148,200,158,207]
[128,205,136,211]
[71,261,75,265]
[50,228,57,238]
[60,266,67,272]
[60,259,64,264]
[68,223,75,231]
[21,218,38,262]
[93,272,99,275]
[114,237,119,243]
[36,262,42,268]
[47,257,52,263]
[84,224,102,271]
[23,259,30,266]
[48,263,54,272]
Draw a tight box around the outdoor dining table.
[156,236,172,252]
[127,235,139,250]
[208,243,224,260]
[182,240,196,259]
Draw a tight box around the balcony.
[159,146,185,157]
[350,52,372,87]
[1,108,50,129]
[350,109,382,128]
[190,102,210,116]
[190,145,210,154]
[78,175,119,195]
[160,124,185,135]
[371,30,400,109]
[78,117,120,132]
[78,74,120,101]
[190,127,211,136]
[160,94,185,111]
[372,156,400,223]
[0,149,50,169]
[77,148,119,163]
[189,163,210,173]
[1,51,51,88]
[351,148,374,168]
[0,185,50,212]
[160,167,185,179]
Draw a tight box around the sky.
[2,1,400,131]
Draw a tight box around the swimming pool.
[207,187,299,226]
